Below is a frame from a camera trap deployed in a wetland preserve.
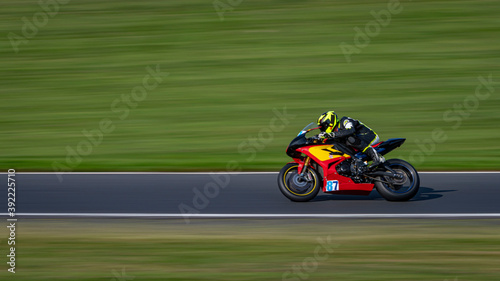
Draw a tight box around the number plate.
[326,180,339,191]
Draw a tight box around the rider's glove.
[319,132,335,139]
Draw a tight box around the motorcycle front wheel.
[278,163,320,202]
[374,159,420,201]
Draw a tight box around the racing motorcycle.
[278,123,420,202]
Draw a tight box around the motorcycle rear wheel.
[278,163,320,202]
[375,159,420,201]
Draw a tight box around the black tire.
[277,163,321,202]
[375,159,420,201]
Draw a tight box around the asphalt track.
[2,172,500,219]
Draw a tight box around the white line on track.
[3,213,500,218]
[7,171,500,175]
[13,172,278,175]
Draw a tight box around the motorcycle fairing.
[295,145,374,194]
[304,145,350,161]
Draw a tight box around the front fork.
[297,156,312,182]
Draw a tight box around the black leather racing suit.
[333,117,379,153]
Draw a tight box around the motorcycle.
[278,123,420,202]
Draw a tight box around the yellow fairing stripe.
[308,145,349,161]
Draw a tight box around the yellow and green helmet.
[317,111,338,133]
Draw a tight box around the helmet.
[317,111,338,133]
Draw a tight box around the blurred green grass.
[3,219,500,280]
[0,0,499,171]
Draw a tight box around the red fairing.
[294,145,374,194]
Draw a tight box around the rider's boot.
[366,146,385,169]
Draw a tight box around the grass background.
[0,0,499,171]
[2,219,499,280]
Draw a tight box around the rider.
[316,111,385,167]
